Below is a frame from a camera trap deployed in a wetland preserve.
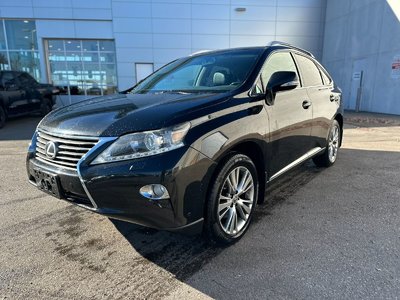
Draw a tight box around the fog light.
[140,184,170,200]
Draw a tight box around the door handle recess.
[302,100,312,109]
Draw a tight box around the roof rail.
[267,41,315,58]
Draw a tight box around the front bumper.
[27,141,216,234]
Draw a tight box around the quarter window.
[294,54,323,87]
[319,67,332,85]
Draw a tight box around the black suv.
[26,42,343,244]
[0,71,57,128]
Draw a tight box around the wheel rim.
[328,125,340,163]
[218,166,255,236]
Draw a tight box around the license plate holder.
[33,169,62,199]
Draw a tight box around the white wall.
[323,0,400,115]
[112,0,327,90]
[0,0,327,92]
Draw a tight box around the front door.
[257,51,313,175]
[266,88,313,174]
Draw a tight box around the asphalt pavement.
[0,114,399,299]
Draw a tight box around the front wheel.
[313,120,341,167]
[204,154,258,245]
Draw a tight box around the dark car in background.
[0,71,57,128]
[26,42,343,244]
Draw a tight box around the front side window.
[252,51,298,94]
[294,54,323,87]
[132,49,262,94]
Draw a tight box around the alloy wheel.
[218,166,255,235]
[328,125,340,163]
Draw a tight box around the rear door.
[258,51,313,175]
[293,53,337,148]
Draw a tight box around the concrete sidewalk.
[344,110,400,127]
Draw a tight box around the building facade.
[323,0,400,115]
[0,0,327,104]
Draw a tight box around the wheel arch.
[204,140,267,213]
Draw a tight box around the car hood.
[38,92,229,137]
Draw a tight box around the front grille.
[35,131,98,171]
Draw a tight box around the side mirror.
[265,71,299,105]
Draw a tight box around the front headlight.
[91,122,191,165]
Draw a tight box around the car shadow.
[110,160,324,282]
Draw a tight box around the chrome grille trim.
[76,137,117,209]
[35,130,99,171]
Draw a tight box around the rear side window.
[253,51,298,94]
[294,54,323,87]
[16,73,35,86]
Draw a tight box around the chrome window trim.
[76,137,116,209]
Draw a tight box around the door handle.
[330,94,336,102]
[302,100,312,109]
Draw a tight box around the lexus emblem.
[45,141,58,159]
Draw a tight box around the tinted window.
[253,52,298,94]
[294,54,323,87]
[16,72,35,86]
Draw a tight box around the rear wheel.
[0,106,6,129]
[313,120,341,167]
[204,154,258,244]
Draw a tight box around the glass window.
[15,72,36,86]
[294,54,323,87]
[252,51,298,94]
[0,51,10,70]
[319,66,332,85]
[5,20,38,50]
[133,49,262,94]
[0,25,6,50]
[82,40,98,52]
[9,51,40,80]
[65,40,81,52]
[0,20,41,81]
[46,39,118,97]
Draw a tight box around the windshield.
[131,49,263,94]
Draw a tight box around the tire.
[313,120,341,167]
[0,105,6,129]
[40,98,52,117]
[204,154,259,245]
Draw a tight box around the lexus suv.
[26,42,343,244]
[0,71,57,128]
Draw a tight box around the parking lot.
[1,114,400,299]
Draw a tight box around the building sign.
[391,55,400,79]
[352,71,361,80]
